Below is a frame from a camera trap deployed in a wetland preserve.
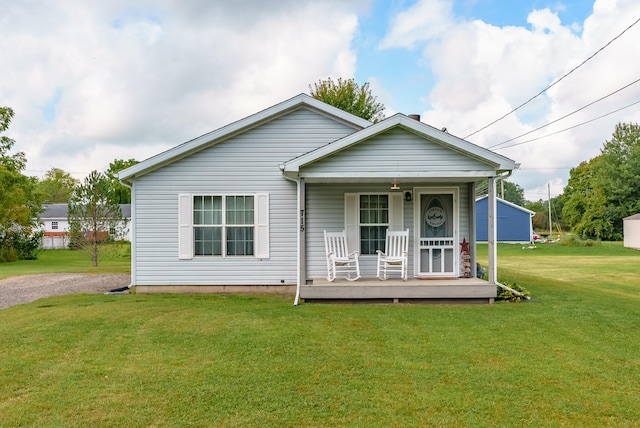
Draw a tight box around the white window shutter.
[255,193,269,259]
[389,192,404,231]
[178,193,193,260]
[344,193,358,252]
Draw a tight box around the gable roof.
[40,204,132,219]
[280,113,517,177]
[119,94,371,183]
[475,196,535,215]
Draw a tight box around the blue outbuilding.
[476,196,534,243]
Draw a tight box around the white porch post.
[487,176,497,285]
[294,178,305,306]
[298,178,306,285]
[468,182,476,278]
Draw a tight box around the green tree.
[309,77,385,122]
[68,170,125,266]
[37,167,79,203]
[597,122,640,234]
[502,181,526,206]
[561,122,640,240]
[475,179,525,206]
[527,196,566,234]
[0,107,43,262]
[562,158,598,232]
[105,158,138,204]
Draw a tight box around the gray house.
[39,203,132,249]
[119,94,517,303]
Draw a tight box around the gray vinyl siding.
[302,127,495,175]
[305,182,471,280]
[132,108,358,286]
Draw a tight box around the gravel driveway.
[0,273,131,310]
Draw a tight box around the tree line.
[1,105,138,263]
[485,122,640,241]
[2,80,636,263]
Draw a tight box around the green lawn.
[0,242,639,426]
[0,242,131,279]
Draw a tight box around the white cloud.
[380,0,640,199]
[0,0,366,179]
[2,0,638,203]
[378,0,455,49]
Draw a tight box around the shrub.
[557,236,600,247]
[0,229,42,262]
[496,281,530,302]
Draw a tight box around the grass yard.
[0,242,639,426]
[0,242,131,279]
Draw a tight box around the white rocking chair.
[324,230,361,282]
[376,229,409,281]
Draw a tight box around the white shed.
[623,213,640,249]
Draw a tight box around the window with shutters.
[345,192,403,257]
[193,195,254,256]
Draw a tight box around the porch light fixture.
[390,179,400,190]
[404,191,412,202]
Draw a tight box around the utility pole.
[548,183,552,237]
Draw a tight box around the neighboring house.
[119,94,517,303]
[39,204,131,249]
[475,196,535,243]
[623,213,640,249]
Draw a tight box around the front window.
[359,194,389,255]
[193,195,254,256]
[51,221,58,230]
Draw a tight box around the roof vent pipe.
[408,114,420,121]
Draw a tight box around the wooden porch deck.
[300,277,496,304]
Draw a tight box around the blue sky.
[353,0,595,117]
[0,0,638,201]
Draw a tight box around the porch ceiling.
[295,173,494,184]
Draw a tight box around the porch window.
[193,195,255,256]
[359,194,389,255]
[345,193,403,257]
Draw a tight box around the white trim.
[344,193,359,254]
[178,193,193,260]
[255,193,269,259]
[475,195,535,215]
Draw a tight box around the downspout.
[280,166,303,306]
[492,169,530,300]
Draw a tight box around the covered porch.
[280,114,518,305]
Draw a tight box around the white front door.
[415,188,458,277]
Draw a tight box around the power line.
[492,98,640,150]
[488,77,640,149]
[464,17,640,140]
